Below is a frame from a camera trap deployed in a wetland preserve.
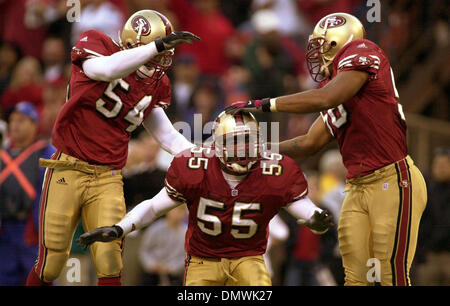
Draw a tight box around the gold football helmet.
[306,12,365,81]
[119,10,174,81]
[212,111,261,175]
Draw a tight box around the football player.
[77,111,334,286]
[225,13,427,286]
[26,10,200,286]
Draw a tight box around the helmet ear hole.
[330,41,337,47]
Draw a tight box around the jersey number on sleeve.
[187,147,212,170]
[95,79,152,132]
[197,197,261,239]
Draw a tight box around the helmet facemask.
[306,35,334,82]
[215,129,261,175]
[136,49,174,82]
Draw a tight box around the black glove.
[155,31,201,52]
[76,225,124,250]
[298,210,335,234]
[224,98,271,114]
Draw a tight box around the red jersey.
[165,147,308,258]
[52,30,171,169]
[319,39,407,178]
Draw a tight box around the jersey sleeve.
[336,40,381,76]
[164,150,204,204]
[71,30,114,67]
[283,160,309,204]
[165,157,189,203]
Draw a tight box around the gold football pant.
[338,156,427,286]
[184,255,272,286]
[33,151,126,283]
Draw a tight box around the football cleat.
[306,13,365,82]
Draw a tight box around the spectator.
[244,9,306,99]
[41,37,66,82]
[0,42,22,97]
[318,149,347,286]
[318,149,347,208]
[169,0,236,76]
[171,54,200,120]
[297,0,361,26]
[252,0,308,37]
[39,76,67,139]
[221,65,251,107]
[71,0,125,45]
[0,102,55,285]
[0,56,43,116]
[128,0,180,31]
[139,204,188,286]
[0,0,48,59]
[183,79,222,143]
[415,147,450,285]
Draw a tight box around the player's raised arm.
[82,31,200,82]
[279,115,333,160]
[225,70,368,114]
[284,197,335,234]
[77,188,182,249]
[143,107,195,155]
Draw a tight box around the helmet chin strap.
[319,59,332,78]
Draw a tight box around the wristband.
[269,98,278,112]
[154,38,165,53]
[261,98,271,112]
[113,225,124,238]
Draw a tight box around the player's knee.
[44,212,73,251]
[92,243,123,277]
[41,251,70,282]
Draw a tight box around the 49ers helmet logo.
[131,16,151,36]
[319,16,346,28]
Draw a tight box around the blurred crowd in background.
[0,0,448,286]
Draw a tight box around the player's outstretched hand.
[76,225,124,250]
[224,99,271,115]
[298,210,335,234]
[155,31,201,52]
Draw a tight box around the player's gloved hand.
[76,225,124,250]
[224,98,271,114]
[155,31,200,52]
[298,210,335,234]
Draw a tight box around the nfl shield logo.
[382,183,389,190]
[231,189,238,197]
[399,180,409,188]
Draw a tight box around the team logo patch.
[351,55,375,67]
[399,180,409,188]
[132,16,151,36]
[319,16,346,29]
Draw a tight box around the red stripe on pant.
[35,151,60,280]
[393,159,411,286]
